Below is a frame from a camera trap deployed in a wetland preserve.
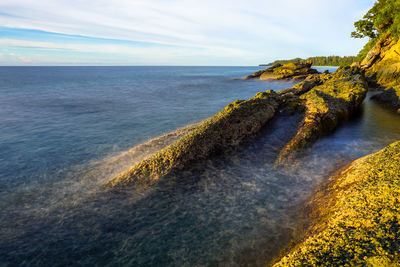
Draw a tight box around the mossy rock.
[106,90,280,187]
[274,141,400,266]
[244,62,318,80]
[365,34,400,88]
[362,32,400,111]
[278,74,328,96]
[276,67,368,165]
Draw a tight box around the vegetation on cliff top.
[264,56,357,67]
[274,141,400,266]
[352,0,400,40]
[352,0,400,61]
[351,0,400,110]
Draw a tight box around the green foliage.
[352,0,400,40]
[351,19,377,39]
[266,56,357,67]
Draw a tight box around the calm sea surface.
[1,66,399,266]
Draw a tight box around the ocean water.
[1,66,400,266]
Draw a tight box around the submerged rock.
[276,67,368,165]
[274,141,400,266]
[244,62,319,81]
[106,91,280,187]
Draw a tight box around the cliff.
[362,32,400,111]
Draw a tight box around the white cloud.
[7,51,33,63]
[0,0,375,64]
[17,55,32,62]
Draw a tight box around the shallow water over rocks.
[1,67,400,266]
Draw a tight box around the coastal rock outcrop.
[276,67,368,165]
[274,141,400,266]
[244,62,319,81]
[362,33,400,110]
[107,66,369,187]
[277,73,327,96]
[106,91,280,187]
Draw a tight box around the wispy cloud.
[0,0,375,65]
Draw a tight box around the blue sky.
[0,0,375,66]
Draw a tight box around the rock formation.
[244,62,319,81]
[106,66,369,187]
[106,91,280,187]
[273,141,400,266]
[276,67,368,165]
[362,33,400,111]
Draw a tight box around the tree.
[351,19,377,39]
[351,0,400,40]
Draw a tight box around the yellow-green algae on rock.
[106,91,279,187]
[276,67,368,165]
[244,62,319,81]
[277,74,326,96]
[362,32,400,111]
[274,141,400,266]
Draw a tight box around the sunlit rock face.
[274,141,400,266]
[362,32,400,110]
[276,66,368,165]
[244,62,319,81]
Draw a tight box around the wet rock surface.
[273,141,400,266]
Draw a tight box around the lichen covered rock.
[274,141,400,266]
[277,73,327,96]
[276,67,368,165]
[362,32,400,110]
[106,91,280,187]
[361,32,397,71]
[244,62,319,81]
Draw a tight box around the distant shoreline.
[259,64,339,67]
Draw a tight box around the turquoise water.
[1,66,400,266]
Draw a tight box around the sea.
[1,66,400,266]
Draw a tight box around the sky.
[0,0,375,66]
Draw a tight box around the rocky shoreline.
[244,62,319,81]
[273,141,400,266]
[272,16,400,265]
[106,64,369,187]
[105,8,400,264]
